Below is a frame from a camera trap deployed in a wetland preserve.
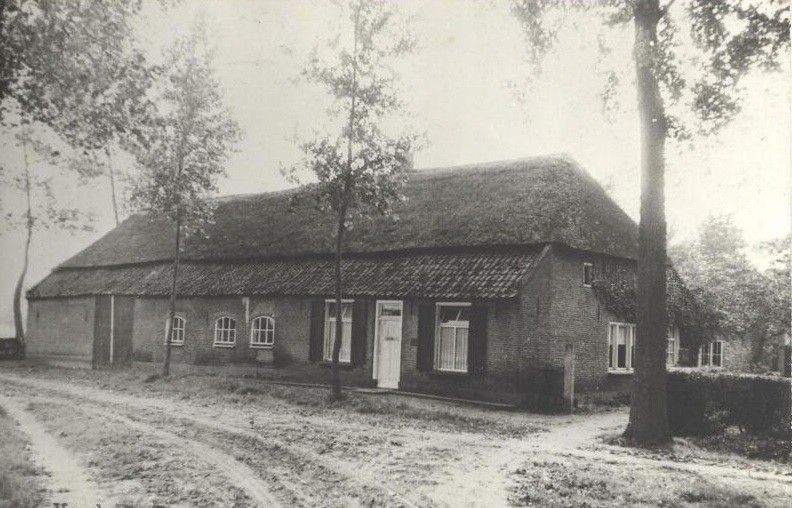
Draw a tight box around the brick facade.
[26,244,648,402]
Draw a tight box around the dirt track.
[1,369,790,507]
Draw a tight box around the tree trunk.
[163,210,182,377]
[13,137,33,345]
[626,0,671,444]
[331,211,346,399]
[329,0,363,400]
[106,148,120,226]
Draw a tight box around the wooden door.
[375,301,403,389]
[92,295,111,368]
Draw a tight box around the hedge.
[667,369,791,437]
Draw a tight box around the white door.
[375,301,403,389]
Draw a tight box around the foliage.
[129,21,240,235]
[669,216,789,365]
[667,369,791,437]
[287,0,420,397]
[128,19,240,377]
[0,0,157,137]
[287,0,419,222]
[511,0,790,139]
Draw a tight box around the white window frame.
[608,322,635,373]
[699,340,724,368]
[213,316,237,347]
[324,299,353,363]
[164,315,186,346]
[666,326,680,367]
[249,315,275,349]
[434,302,471,373]
[666,337,676,366]
[583,262,594,287]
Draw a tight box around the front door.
[375,301,403,389]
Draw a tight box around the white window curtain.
[324,301,352,362]
[435,305,470,372]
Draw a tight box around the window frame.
[324,299,354,363]
[213,316,237,347]
[249,315,275,349]
[434,302,472,374]
[164,315,186,346]
[583,262,594,287]
[608,322,636,373]
[699,340,724,368]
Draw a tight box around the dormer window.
[583,262,594,287]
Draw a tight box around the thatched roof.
[28,249,543,300]
[59,155,638,268]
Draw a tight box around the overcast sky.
[0,0,789,334]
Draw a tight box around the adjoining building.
[27,155,690,403]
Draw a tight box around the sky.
[0,0,789,335]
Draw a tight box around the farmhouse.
[26,155,684,403]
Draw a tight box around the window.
[608,323,635,372]
[666,337,676,366]
[324,300,352,362]
[250,316,275,348]
[214,317,236,347]
[165,316,186,345]
[435,303,471,373]
[699,340,724,368]
[583,262,594,287]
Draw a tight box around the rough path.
[1,371,790,507]
[0,394,105,507]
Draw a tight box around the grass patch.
[509,459,770,507]
[686,427,792,463]
[0,405,45,508]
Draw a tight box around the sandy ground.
[0,366,789,507]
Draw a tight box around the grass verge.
[0,404,45,508]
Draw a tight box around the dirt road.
[0,368,789,507]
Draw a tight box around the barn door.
[92,295,112,368]
[113,296,135,366]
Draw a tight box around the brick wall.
[131,294,374,385]
[536,245,633,391]
[26,297,95,362]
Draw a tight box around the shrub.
[667,369,791,437]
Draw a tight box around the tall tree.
[129,21,240,377]
[0,0,159,340]
[288,0,419,399]
[511,0,789,443]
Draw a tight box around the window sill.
[168,342,184,347]
[250,344,274,350]
[607,370,633,376]
[318,360,355,369]
[213,343,236,348]
[431,369,469,377]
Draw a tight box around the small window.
[166,316,186,345]
[435,303,471,373]
[666,337,676,366]
[250,316,275,348]
[583,263,594,287]
[324,300,353,362]
[699,340,724,368]
[214,317,236,347]
[608,323,635,372]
